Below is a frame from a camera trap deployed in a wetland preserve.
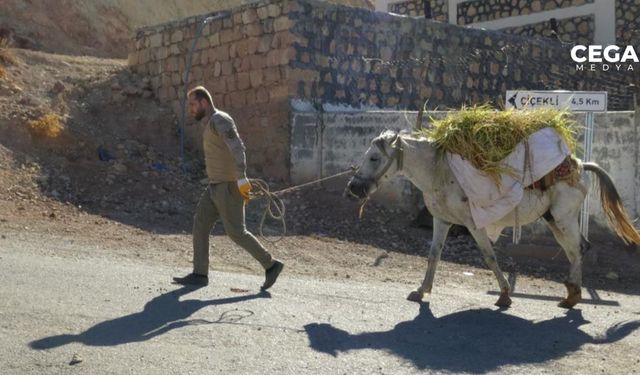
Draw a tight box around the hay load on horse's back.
[421,105,578,183]
[346,106,640,309]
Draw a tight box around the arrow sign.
[505,90,608,112]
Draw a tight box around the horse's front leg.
[408,218,451,302]
[467,228,512,307]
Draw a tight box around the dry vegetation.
[27,113,65,138]
[0,37,16,66]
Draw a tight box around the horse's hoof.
[558,296,580,309]
[407,290,423,302]
[559,282,581,309]
[495,294,512,308]
[558,299,577,309]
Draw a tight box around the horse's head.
[345,130,404,201]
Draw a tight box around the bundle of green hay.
[419,105,578,180]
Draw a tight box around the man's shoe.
[172,273,209,286]
[261,261,284,291]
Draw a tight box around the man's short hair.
[187,86,214,108]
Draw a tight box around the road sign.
[505,90,608,112]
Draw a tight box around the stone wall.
[128,0,637,181]
[387,0,448,22]
[501,15,594,45]
[616,0,640,44]
[384,0,640,47]
[128,1,297,179]
[287,0,634,112]
[456,0,594,25]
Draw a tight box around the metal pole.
[580,111,594,239]
[179,12,229,174]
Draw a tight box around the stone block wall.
[288,0,634,112]
[128,0,637,180]
[386,0,640,46]
[387,0,448,22]
[616,0,640,44]
[456,0,594,25]
[501,15,594,45]
[128,1,297,179]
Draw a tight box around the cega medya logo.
[571,45,638,71]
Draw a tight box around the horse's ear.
[416,99,428,131]
[373,137,388,157]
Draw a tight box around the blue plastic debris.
[151,163,169,172]
[98,146,114,162]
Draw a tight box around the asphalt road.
[2,243,640,374]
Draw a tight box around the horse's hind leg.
[467,228,512,307]
[544,215,585,309]
[546,183,588,308]
[407,218,451,302]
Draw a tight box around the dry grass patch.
[28,113,65,138]
[0,37,16,65]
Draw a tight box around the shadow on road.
[304,303,640,373]
[29,286,268,349]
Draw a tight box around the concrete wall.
[290,109,639,232]
[290,110,422,211]
[589,111,639,223]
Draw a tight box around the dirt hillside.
[0,0,374,58]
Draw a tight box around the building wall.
[455,0,594,25]
[499,15,594,45]
[387,0,448,21]
[287,0,634,112]
[385,0,623,45]
[616,0,640,44]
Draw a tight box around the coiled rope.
[249,167,357,243]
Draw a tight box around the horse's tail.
[583,162,640,245]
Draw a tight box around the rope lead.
[248,167,357,243]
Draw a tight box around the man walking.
[173,86,284,290]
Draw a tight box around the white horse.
[345,129,640,308]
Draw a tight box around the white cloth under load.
[446,127,571,236]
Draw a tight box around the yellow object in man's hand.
[237,177,251,201]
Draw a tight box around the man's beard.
[194,109,206,121]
